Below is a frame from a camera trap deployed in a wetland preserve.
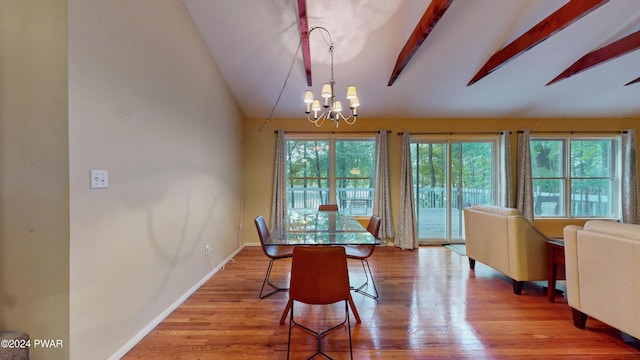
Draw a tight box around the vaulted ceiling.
[183,0,640,119]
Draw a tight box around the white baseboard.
[109,245,246,360]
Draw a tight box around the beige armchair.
[563,220,640,339]
[464,205,549,294]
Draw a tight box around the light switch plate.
[90,170,109,189]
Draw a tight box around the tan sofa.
[563,220,640,339]
[464,205,550,294]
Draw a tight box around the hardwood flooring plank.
[123,246,640,359]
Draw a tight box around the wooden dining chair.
[345,215,381,299]
[285,246,354,360]
[318,204,339,211]
[254,215,294,299]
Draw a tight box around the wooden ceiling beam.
[467,0,608,86]
[298,0,312,86]
[387,0,454,86]
[547,29,640,85]
[624,76,640,86]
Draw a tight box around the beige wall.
[242,117,640,243]
[0,1,70,360]
[2,1,243,358]
[68,1,243,359]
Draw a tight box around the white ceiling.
[183,0,640,120]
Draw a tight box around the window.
[530,136,620,218]
[286,137,376,215]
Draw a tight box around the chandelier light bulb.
[349,96,360,109]
[333,100,343,113]
[346,85,357,99]
[304,90,314,103]
[321,84,332,98]
[350,96,359,116]
[304,90,314,113]
[311,100,321,119]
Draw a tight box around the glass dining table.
[267,210,378,325]
[265,210,379,246]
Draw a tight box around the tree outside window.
[286,138,375,215]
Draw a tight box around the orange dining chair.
[254,215,293,299]
[344,215,381,299]
[284,246,354,359]
[318,204,339,211]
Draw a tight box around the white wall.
[0,1,69,360]
[68,1,244,358]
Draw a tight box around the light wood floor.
[123,246,640,359]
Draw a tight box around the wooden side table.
[546,239,565,302]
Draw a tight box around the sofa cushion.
[577,229,638,337]
[584,220,640,241]
[469,204,521,216]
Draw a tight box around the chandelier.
[303,27,360,127]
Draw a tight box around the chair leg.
[287,302,294,360]
[347,297,361,324]
[572,308,588,329]
[259,259,289,299]
[346,301,353,359]
[512,280,524,295]
[280,299,292,324]
[288,300,352,359]
[354,259,379,300]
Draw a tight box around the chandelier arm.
[334,110,356,124]
[343,113,357,125]
[307,112,327,127]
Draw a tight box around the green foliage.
[411,141,493,190]
[286,140,329,188]
[286,139,375,189]
[531,140,562,177]
[335,140,375,188]
[531,139,614,192]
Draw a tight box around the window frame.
[284,134,377,215]
[529,134,621,219]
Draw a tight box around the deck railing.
[287,187,373,215]
[286,186,611,216]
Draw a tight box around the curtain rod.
[275,130,391,134]
[397,131,510,135]
[517,130,627,134]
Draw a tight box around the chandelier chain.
[329,45,335,84]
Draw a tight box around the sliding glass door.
[411,138,497,244]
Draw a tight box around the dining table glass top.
[266,210,379,245]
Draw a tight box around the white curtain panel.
[621,129,639,224]
[373,130,394,241]
[500,130,514,208]
[270,129,287,230]
[395,132,418,249]
[516,130,534,221]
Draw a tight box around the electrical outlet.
[205,244,212,256]
[90,170,109,189]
